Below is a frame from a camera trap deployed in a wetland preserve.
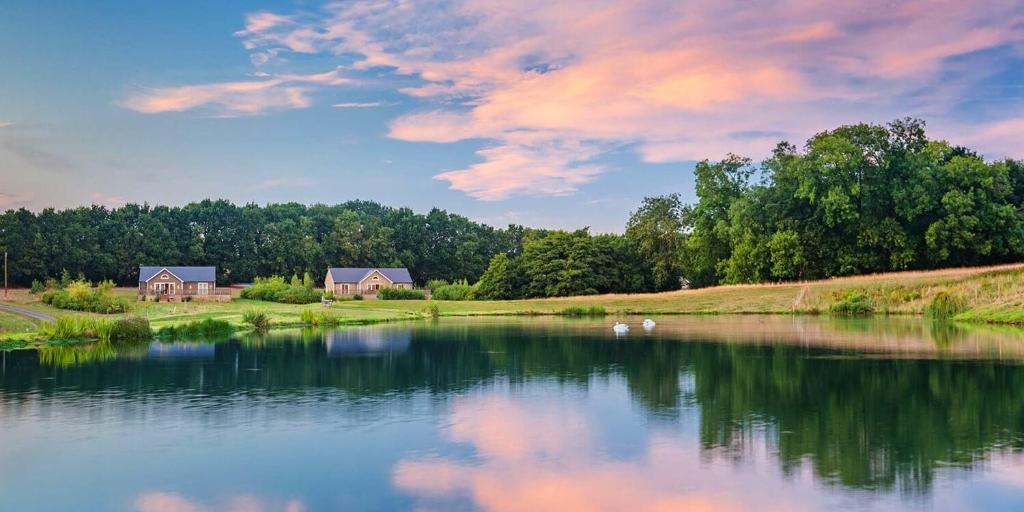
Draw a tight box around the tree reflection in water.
[2,316,1024,498]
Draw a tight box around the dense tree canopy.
[673,118,1024,287]
[0,200,521,286]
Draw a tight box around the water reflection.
[323,326,412,356]
[2,317,1024,510]
[133,492,305,512]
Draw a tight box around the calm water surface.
[3,316,1024,511]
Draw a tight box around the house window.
[372,276,379,280]
[198,283,209,295]
[161,274,169,279]
[341,284,350,293]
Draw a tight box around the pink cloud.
[128,0,1024,198]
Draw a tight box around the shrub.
[110,317,153,343]
[378,287,426,300]
[42,279,129,314]
[242,309,271,331]
[240,276,321,304]
[926,291,966,319]
[425,279,450,292]
[432,280,474,301]
[829,291,875,315]
[422,302,441,319]
[560,305,607,317]
[30,279,45,294]
[352,294,363,301]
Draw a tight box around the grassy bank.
[2,264,1024,342]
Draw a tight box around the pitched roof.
[139,266,216,283]
[328,267,413,284]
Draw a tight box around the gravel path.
[0,303,55,323]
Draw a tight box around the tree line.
[0,200,526,286]
[2,118,1021,295]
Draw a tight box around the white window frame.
[198,282,210,295]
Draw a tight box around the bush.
[30,279,45,294]
[42,279,129,314]
[377,287,426,300]
[157,318,234,340]
[110,317,153,343]
[240,276,322,304]
[242,309,271,331]
[559,305,607,317]
[352,294,363,301]
[926,291,966,319]
[829,291,875,315]
[425,279,450,292]
[432,280,474,301]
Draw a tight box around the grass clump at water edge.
[559,305,607,317]
[828,291,875,316]
[926,291,966,319]
[37,316,152,342]
[157,318,235,340]
[243,309,271,332]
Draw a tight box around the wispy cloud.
[332,101,394,108]
[0,121,13,128]
[122,69,350,117]
[128,0,1024,199]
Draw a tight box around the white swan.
[612,322,630,334]
[642,319,656,330]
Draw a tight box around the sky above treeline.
[1,0,1023,232]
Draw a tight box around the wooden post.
[3,251,7,298]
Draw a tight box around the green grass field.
[2,263,1024,344]
[0,311,39,334]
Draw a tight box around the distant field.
[1,263,1023,331]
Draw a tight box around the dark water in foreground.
[3,316,1024,511]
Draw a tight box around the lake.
[2,316,1024,511]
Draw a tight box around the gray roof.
[328,267,413,284]
[139,266,216,283]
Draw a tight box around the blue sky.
[1,0,1022,232]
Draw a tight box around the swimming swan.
[613,322,630,334]
[642,319,656,329]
